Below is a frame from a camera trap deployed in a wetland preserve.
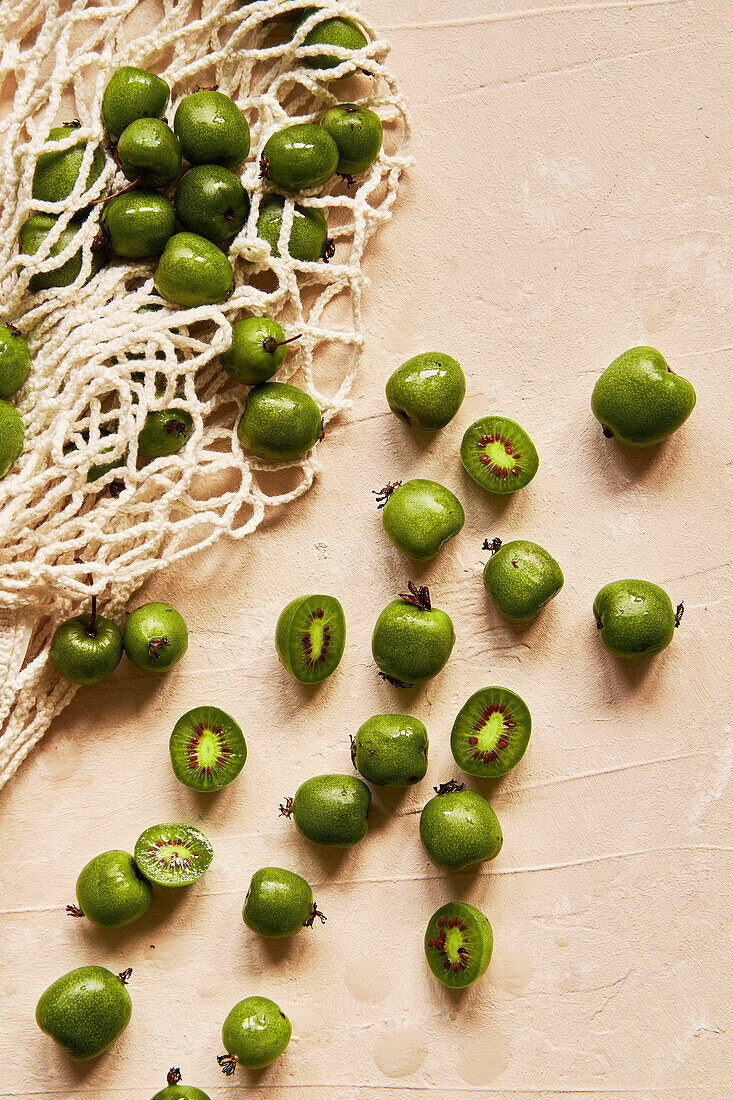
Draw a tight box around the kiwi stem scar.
[167,1069,182,1086]
[279,797,294,817]
[675,602,685,627]
[117,968,133,984]
[303,902,327,927]
[398,580,431,611]
[434,779,465,795]
[217,1053,237,1076]
[372,481,402,509]
[147,636,170,662]
[65,904,83,917]
[377,670,412,688]
[482,537,502,555]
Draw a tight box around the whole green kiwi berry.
[123,601,188,672]
[237,381,322,462]
[137,407,193,458]
[351,713,428,786]
[379,478,464,561]
[591,346,696,447]
[371,583,455,686]
[291,8,368,72]
[116,117,182,188]
[72,850,153,928]
[150,1067,211,1100]
[50,599,124,685]
[219,996,291,1073]
[275,594,346,684]
[261,123,339,192]
[424,902,493,988]
[594,579,682,658]
[483,538,564,623]
[386,351,465,431]
[173,90,250,168]
[243,867,324,937]
[0,324,31,399]
[283,773,371,847]
[102,67,170,138]
[419,781,503,872]
[0,399,24,478]
[154,232,234,307]
[102,188,176,259]
[35,966,132,1060]
[19,214,107,292]
[174,165,250,243]
[320,104,383,177]
[31,123,104,205]
[256,193,329,261]
[221,316,296,385]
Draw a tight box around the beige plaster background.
[1,0,732,1096]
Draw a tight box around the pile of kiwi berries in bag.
[10,6,699,1089]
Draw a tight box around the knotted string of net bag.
[0,0,410,788]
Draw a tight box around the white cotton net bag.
[0,0,410,787]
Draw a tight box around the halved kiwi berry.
[460,415,538,494]
[169,706,246,793]
[133,823,213,887]
[424,901,493,988]
[275,594,346,684]
[450,686,531,778]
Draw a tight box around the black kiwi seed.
[460,415,539,494]
[169,705,247,793]
[450,686,531,778]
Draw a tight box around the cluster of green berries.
[35,342,698,1071]
[6,11,384,483]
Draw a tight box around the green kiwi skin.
[275,594,346,684]
[133,823,213,887]
[351,714,428,786]
[169,705,247,793]
[290,774,371,847]
[419,788,502,872]
[460,415,539,495]
[483,540,564,623]
[424,902,493,988]
[450,687,531,778]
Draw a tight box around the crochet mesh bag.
[0,0,410,787]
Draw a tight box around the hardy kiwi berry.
[371,582,455,686]
[69,850,153,928]
[424,902,493,988]
[450,686,531,778]
[219,996,291,1072]
[281,774,371,847]
[150,1067,211,1100]
[461,415,538,494]
[169,705,247,792]
[243,867,325,938]
[275,594,346,684]
[419,781,502,872]
[133,823,213,887]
